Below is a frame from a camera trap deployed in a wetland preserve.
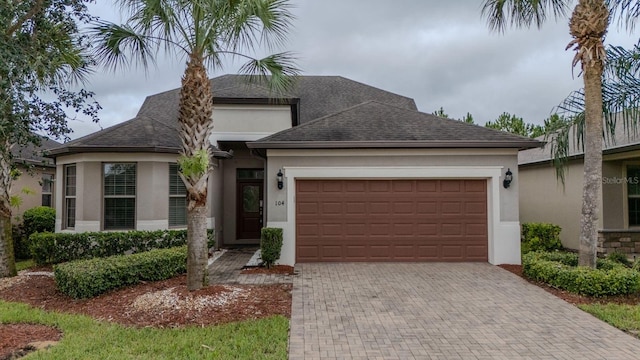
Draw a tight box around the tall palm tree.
[482,0,622,268]
[92,0,298,290]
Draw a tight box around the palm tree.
[92,0,298,290]
[481,0,633,268]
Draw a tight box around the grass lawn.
[579,303,640,336]
[15,259,34,271]
[0,301,289,359]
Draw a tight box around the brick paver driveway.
[289,263,640,359]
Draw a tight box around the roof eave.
[47,146,181,158]
[247,140,544,150]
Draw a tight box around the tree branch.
[6,0,45,36]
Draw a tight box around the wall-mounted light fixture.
[503,168,513,189]
[277,169,284,190]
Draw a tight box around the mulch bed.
[0,269,292,359]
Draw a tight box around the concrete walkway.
[207,247,293,285]
[289,263,640,360]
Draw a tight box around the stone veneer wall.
[598,230,640,258]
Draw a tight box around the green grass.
[579,303,640,335]
[15,259,34,271]
[0,301,289,359]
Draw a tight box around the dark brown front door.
[237,180,263,240]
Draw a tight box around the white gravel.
[131,285,247,312]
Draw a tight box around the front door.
[236,179,264,240]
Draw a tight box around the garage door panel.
[296,179,487,262]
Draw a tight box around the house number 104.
[275,200,285,206]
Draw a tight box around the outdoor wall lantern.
[503,168,513,189]
[277,169,284,190]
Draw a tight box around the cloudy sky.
[70,0,638,139]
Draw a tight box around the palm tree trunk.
[571,0,608,268]
[178,54,214,291]
[579,64,604,268]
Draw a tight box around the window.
[628,166,640,227]
[63,165,76,229]
[237,169,264,180]
[104,163,136,230]
[169,163,187,227]
[41,173,53,207]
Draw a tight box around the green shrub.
[30,229,215,265]
[54,246,187,299]
[260,228,283,268]
[521,223,562,253]
[23,206,55,235]
[11,224,30,260]
[522,251,640,297]
[607,251,633,267]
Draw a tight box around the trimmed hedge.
[260,227,283,268]
[31,229,214,265]
[522,251,640,297]
[521,222,562,253]
[23,206,56,235]
[54,246,187,299]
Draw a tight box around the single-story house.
[519,121,640,256]
[10,137,60,222]
[49,75,541,265]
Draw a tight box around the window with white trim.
[63,165,76,229]
[103,163,136,230]
[169,163,187,227]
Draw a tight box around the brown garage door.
[296,179,487,262]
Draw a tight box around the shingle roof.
[49,75,418,157]
[249,101,543,149]
[519,118,640,165]
[12,136,61,167]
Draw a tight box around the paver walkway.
[208,247,293,285]
[289,263,640,359]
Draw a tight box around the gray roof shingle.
[249,101,543,149]
[12,136,61,166]
[49,75,419,156]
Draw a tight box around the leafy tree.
[484,112,544,138]
[93,0,299,290]
[482,0,637,268]
[0,1,99,278]
[460,112,475,124]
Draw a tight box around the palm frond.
[237,51,300,97]
[90,20,158,71]
[607,0,640,31]
[481,0,569,32]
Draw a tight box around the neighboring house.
[48,75,541,265]
[10,137,60,222]
[519,121,640,256]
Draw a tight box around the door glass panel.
[243,185,260,212]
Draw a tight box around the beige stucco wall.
[210,104,292,143]
[518,160,605,250]
[264,148,522,265]
[602,160,624,229]
[208,159,224,245]
[54,152,189,232]
[221,147,264,245]
[10,165,55,223]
